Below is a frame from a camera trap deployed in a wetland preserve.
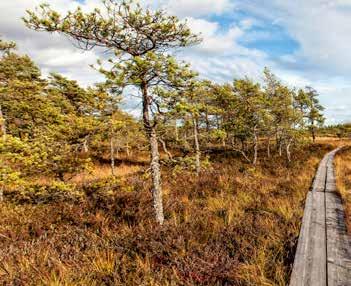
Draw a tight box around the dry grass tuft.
[71,163,141,185]
[0,143,336,285]
[335,146,351,233]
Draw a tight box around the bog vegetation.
[0,0,347,285]
[335,146,351,234]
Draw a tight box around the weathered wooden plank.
[326,151,338,193]
[325,155,351,286]
[290,191,313,286]
[290,191,328,286]
[314,149,340,193]
[290,148,351,286]
[308,191,327,286]
[313,156,328,192]
[326,192,351,286]
[326,165,337,193]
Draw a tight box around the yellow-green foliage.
[0,3,333,284]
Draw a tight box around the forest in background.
[0,0,350,285]
[0,33,326,220]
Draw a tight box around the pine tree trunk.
[125,142,130,157]
[159,138,173,160]
[312,127,316,142]
[193,117,201,176]
[216,115,221,129]
[267,137,271,158]
[279,141,283,157]
[311,120,316,142]
[253,126,258,165]
[149,127,164,224]
[183,115,188,143]
[110,137,115,176]
[241,139,245,152]
[275,129,279,146]
[205,111,210,132]
[275,128,280,151]
[141,82,164,225]
[0,105,6,139]
[286,139,292,163]
[174,119,179,141]
[83,137,89,153]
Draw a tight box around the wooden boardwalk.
[290,148,351,286]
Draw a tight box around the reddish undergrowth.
[0,144,334,285]
[335,146,351,234]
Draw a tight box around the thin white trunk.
[0,188,3,203]
[0,105,6,139]
[159,138,173,160]
[125,142,130,157]
[286,139,293,163]
[279,140,283,157]
[110,137,115,176]
[83,137,89,153]
[174,119,179,141]
[233,147,251,163]
[149,127,164,225]
[193,117,201,176]
[142,82,164,225]
[311,121,316,142]
[253,126,258,165]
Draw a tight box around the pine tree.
[295,87,325,142]
[24,0,200,225]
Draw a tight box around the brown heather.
[0,143,335,286]
[335,146,351,234]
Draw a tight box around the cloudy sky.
[1,0,351,124]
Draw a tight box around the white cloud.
[186,18,244,54]
[239,0,351,75]
[0,0,267,87]
[165,0,234,17]
[233,0,351,123]
[185,17,266,59]
[1,0,351,123]
[0,0,105,86]
[239,18,258,30]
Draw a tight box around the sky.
[0,0,351,124]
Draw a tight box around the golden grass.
[315,137,351,147]
[0,143,335,285]
[31,163,141,187]
[71,164,141,184]
[334,146,351,233]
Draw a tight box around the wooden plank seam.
[290,148,351,286]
